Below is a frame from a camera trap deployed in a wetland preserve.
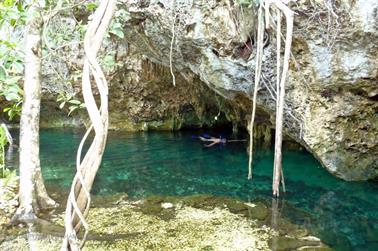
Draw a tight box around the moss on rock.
[1,194,331,251]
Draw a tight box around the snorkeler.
[197,134,247,147]
[198,136,227,147]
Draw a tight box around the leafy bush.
[0,0,26,120]
[57,92,86,116]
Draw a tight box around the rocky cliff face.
[40,43,256,132]
[116,0,378,181]
[38,16,250,131]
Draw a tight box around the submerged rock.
[0,195,330,251]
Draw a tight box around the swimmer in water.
[198,136,227,147]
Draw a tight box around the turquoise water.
[6,129,378,251]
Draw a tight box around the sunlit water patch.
[6,129,378,251]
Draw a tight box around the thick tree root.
[61,1,116,250]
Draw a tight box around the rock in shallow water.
[0,195,330,251]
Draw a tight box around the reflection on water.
[6,129,378,251]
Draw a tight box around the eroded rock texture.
[40,43,253,131]
[39,17,252,131]
[117,0,377,180]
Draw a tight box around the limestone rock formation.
[116,0,378,180]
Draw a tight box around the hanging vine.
[61,0,116,250]
[247,0,294,196]
[247,3,264,180]
[169,1,178,86]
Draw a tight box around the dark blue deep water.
[6,129,378,251]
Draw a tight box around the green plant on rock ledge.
[108,8,129,39]
[57,91,86,116]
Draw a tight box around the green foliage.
[0,139,17,201]
[85,2,98,11]
[0,45,23,120]
[0,0,27,120]
[99,8,130,71]
[108,9,129,39]
[0,0,27,28]
[57,92,85,116]
[0,126,7,148]
[1,1,128,121]
[0,77,22,100]
[0,126,8,178]
[3,101,22,120]
[101,51,123,72]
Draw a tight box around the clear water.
[6,129,378,251]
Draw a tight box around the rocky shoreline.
[0,193,331,250]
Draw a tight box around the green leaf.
[59,101,66,109]
[4,92,19,101]
[3,0,15,7]
[68,106,77,116]
[68,99,81,105]
[12,61,23,72]
[86,3,98,11]
[0,40,16,48]
[5,76,21,85]
[17,2,23,12]
[110,28,124,39]
[0,65,7,79]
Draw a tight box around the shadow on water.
[6,128,378,251]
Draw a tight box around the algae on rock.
[0,195,331,251]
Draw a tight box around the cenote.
[6,129,378,251]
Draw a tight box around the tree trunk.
[12,2,56,223]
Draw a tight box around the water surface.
[6,129,378,251]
